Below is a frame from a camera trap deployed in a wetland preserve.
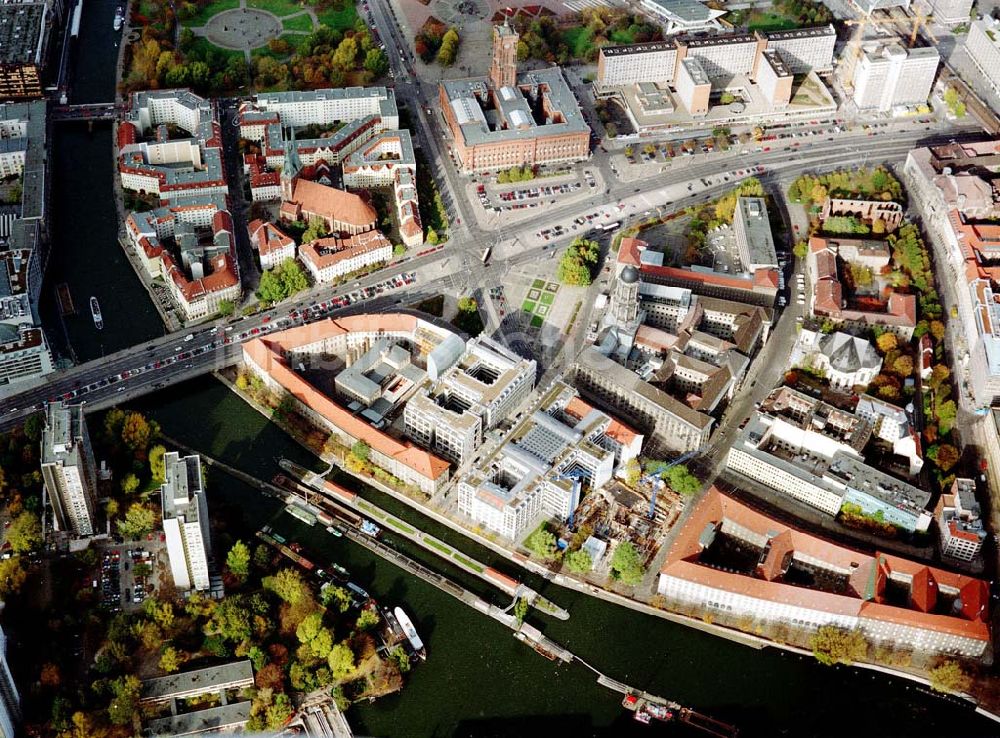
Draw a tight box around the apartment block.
[242,314,456,494]
[756,49,793,109]
[404,335,535,465]
[161,452,212,592]
[852,44,939,112]
[40,401,98,537]
[0,99,51,388]
[936,478,987,562]
[764,25,836,74]
[965,18,1000,97]
[596,41,678,88]
[570,346,713,454]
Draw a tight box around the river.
[45,2,999,736]
[131,377,994,738]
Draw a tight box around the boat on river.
[393,606,426,660]
[113,7,123,31]
[90,297,103,329]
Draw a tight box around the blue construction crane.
[642,448,702,519]
[552,468,589,529]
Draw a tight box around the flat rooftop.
[141,661,254,703]
[0,3,46,65]
[145,701,252,736]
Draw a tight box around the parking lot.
[97,540,166,612]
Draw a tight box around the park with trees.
[557,237,601,286]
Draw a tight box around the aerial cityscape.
[4,0,1000,735]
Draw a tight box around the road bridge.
[51,102,124,122]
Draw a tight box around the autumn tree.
[875,333,898,354]
[565,548,593,574]
[328,642,356,679]
[811,626,868,665]
[929,660,973,694]
[0,558,27,595]
[226,540,251,583]
[117,503,156,540]
[159,647,183,673]
[892,355,914,377]
[121,412,154,452]
[149,444,167,481]
[6,511,42,553]
[263,568,309,605]
[108,674,142,725]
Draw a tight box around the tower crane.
[641,448,702,519]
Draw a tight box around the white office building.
[161,452,212,592]
[965,18,1000,98]
[40,402,97,537]
[852,44,939,112]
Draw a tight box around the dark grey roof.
[819,332,881,373]
[621,265,639,284]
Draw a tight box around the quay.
[278,459,570,620]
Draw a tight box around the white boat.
[393,606,425,659]
[113,7,123,31]
[90,297,103,330]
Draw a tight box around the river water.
[45,1,999,735]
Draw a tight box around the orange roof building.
[807,236,917,339]
[299,231,392,284]
[248,220,295,271]
[280,179,377,235]
[658,488,991,660]
[242,314,454,494]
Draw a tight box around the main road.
[0,117,985,429]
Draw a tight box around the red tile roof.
[618,237,645,267]
[242,316,451,482]
[286,179,377,230]
[660,488,991,642]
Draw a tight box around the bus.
[481,247,492,265]
[599,221,621,232]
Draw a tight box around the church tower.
[489,15,519,89]
[280,126,303,201]
[610,265,641,326]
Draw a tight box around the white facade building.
[40,402,97,537]
[852,44,939,112]
[161,452,212,592]
[965,18,1000,98]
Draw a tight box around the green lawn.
[532,279,546,289]
[539,292,555,306]
[561,26,594,59]
[182,0,241,27]
[747,11,798,32]
[248,0,303,15]
[530,315,544,328]
[316,3,359,32]
[522,301,536,314]
[282,13,315,32]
